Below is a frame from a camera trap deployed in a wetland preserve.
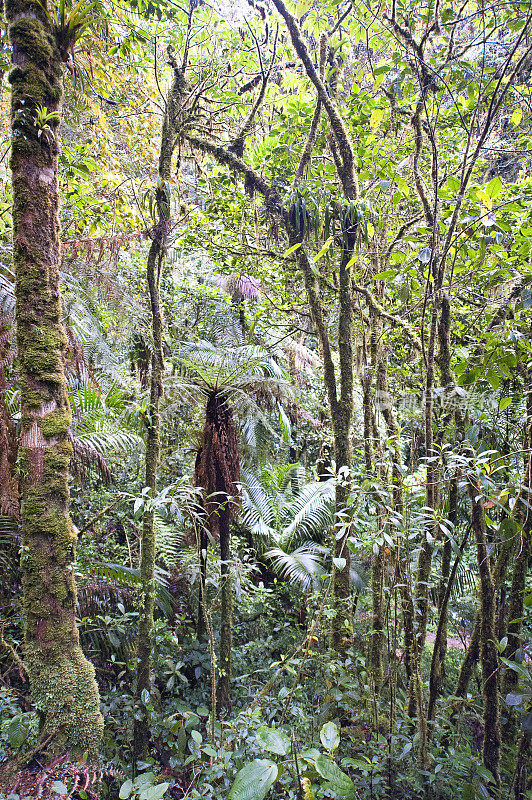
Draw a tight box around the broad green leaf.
[486,176,502,199]
[370,108,384,130]
[505,692,524,706]
[315,755,355,798]
[256,726,290,756]
[119,780,133,800]
[320,721,340,751]
[143,784,170,800]
[396,177,410,195]
[373,269,395,279]
[229,760,278,800]
[447,176,461,193]
[332,557,346,571]
[512,108,523,125]
[299,747,320,763]
[52,783,68,797]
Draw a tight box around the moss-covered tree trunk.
[218,502,232,712]
[456,536,514,698]
[331,238,356,652]
[133,49,184,764]
[468,476,501,787]
[6,0,103,755]
[502,381,532,702]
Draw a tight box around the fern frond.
[280,479,335,549]
[265,542,325,591]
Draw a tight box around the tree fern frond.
[154,512,187,570]
[79,561,174,616]
[240,469,277,542]
[70,433,112,484]
[75,427,143,457]
[264,542,325,591]
[281,479,335,549]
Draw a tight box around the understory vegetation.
[0,0,531,798]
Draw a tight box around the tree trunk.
[217,504,232,712]
[504,377,532,672]
[431,476,456,700]
[133,50,184,763]
[468,477,501,787]
[7,0,103,755]
[456,536,514,697]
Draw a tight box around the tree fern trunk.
[7,0,103,755]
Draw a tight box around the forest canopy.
[0,0,531,798]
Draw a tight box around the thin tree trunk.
[134,51,184,763]
[512,731,530,800]
[330,237,356,652]
[7,0,103,754]
[456,537,514,697]
[218,505,232,712]
[415,299,440,654]
[468,477,501,787]
[196,527,208,641]
[428,523,470,721]
[431,476,457,701]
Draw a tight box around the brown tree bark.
[468,477,501,787]
[6,0,103,754]
[134,48,185,764]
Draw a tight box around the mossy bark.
[330,239,356,652]
[512,730,530,800]
[6,0,103,755]
[0,333,18,516]
[415,299,440,655]
[431,476,456,703]
[370,543,385,690]
[133,53,184,764]
[218,504,232,712]
[468,477,501,787]
[502,385,532,702]
[456,537,513,697]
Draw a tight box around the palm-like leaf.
[172,341,289,397]
[264,542,327,591]
[280,479,335,549]
[240,466,336,589]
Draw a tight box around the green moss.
[5,0,45,18]
[22,330,63,375]
[7,0,102,759]
[9,20,54,66]
[40,409,71,439]
[25,643,104,757]
[20,383,49,410]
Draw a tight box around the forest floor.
[356,610,469,650]
[425,630,467,649]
